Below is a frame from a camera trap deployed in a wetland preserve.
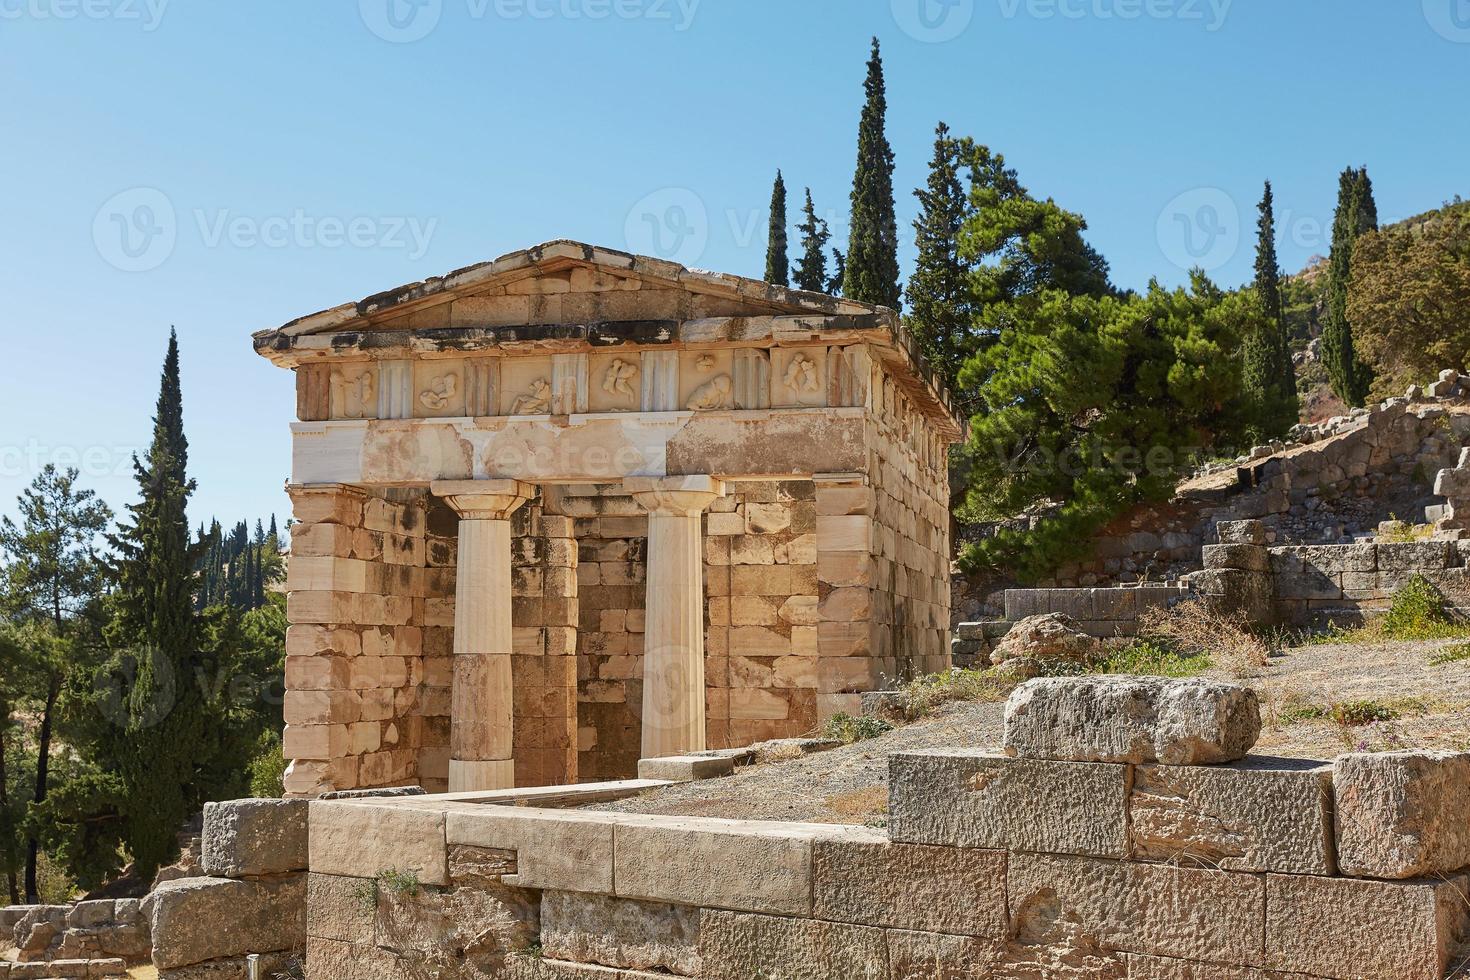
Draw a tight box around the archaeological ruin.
[253,240,961,795]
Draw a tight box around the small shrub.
[1378,517,1433,544]
[821,712,893,744]
[1346,719,1410,753]
[351,879,378,914]
[249,732,288,798]
[1135,602,1270,676]
[1380,575,1462,640]
[1431,642,1470,666]
[376,867,422,898]
[1094,640,1211,678]
[1329,700,1399,726]
[896,667,1009,719]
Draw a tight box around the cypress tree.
[765,170,789,286]
[105,328,206,879]
[1322,167,1377,406]
[791,189,832,293]
[843,38,901,310]
[829,249,847,295]
[906,122,975,389]
[1243,181,1298,434]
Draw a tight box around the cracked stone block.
[697,910,887,980]
[147,875,305,970]
[1129,757,1335,875]
[541,891,699,976]
[888,750,1127,858]
[1003,676,1261,765]
[1265,873,1470,978]
[201,798,309,877]
[1334,751,1470,879]
[306,873,375,945]
[886,929,1004,980]
[1007,852,1264,966]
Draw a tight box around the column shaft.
[450,518,515,791]
[642,510,708,758]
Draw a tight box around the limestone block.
[1201,544,1270,573]
[812,834,1006,936]
[888,750,1128,858]
[635,755,735,782]
[1375,540,1452,573]
[1129,758,1334,874]
[614,817,858,916]
[1003,676,1260,765]
[446,807,616,894]
[503,956,682,979]
[147,875,305,969]
[1007,852,1264,966]
[697,910,888,980]
[541,892,699,976]
[1275,543,1376,574]
[201,798,308,877]
[305,936,401,980]
[309,800,448,886]
[1264,872,1469,978]
[1216,520,1266,546]
[1334,750,1470,878]
[886,930,1004,980]
[1122,954,1266,978]
[306,873,374,944]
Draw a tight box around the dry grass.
[822,785,889,824]
[1135,601,1271,677]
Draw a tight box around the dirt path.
[594,637,1470,826]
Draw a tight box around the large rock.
[146,875,305,970]
[541,891,699,976]
[201,798,308,877]
[989,613,1101,676]
[1003,676,1261,765]
[1334,751,1470,878]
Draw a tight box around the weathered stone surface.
[305,936,400,980]
[541,891,699,976]
[634,755,734,782]
[1265,872,1470,978]
[989,613,1100,675]
[1129,758,1335,874]
[1201,544,1270,573]
[1216,521,1266,546]
[147,875,305,969]
[1122,954,1266,978]
[306,873,375,944]
[310,800,448,886]
[613,817,853,916]
[1334,750,1470,879]
[447,808,616,894]
[1003,676,1261,765]
[157,957,249,980]
[887,930,1003,980]
[889,750,1127,858]
[504,955,675,979]
[813,833,1006,935]
[201,798,309,877]
[1007,852,1264,966]
[10,960,129,980]
[698,910,887,980]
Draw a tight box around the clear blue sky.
[2,0,1466,529]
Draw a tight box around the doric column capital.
[624,475,724,517]
[431,480,536,521]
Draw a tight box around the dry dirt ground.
[592,636,1470,826]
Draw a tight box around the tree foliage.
[1322,166,1378,406]
[764,170,789,287]
[842,38,901,310]
[791,188,832,293]
[1242,181,1299,436]
[905,122,977,392]
[1349,203,1470,396]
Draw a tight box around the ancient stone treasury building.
[256,241,961,796]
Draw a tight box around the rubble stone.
[988,612,1101,675]
[1003,676,1260,765]
[201,798,309,878]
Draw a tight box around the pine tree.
[1242,181,1298,435]
[1322,167,1377,406]
[104,328,207,879]
[791,189,832,292]
[843,38,901,310]
[906,122,975,390]
[765,170,789,286]
[829,249,846,295]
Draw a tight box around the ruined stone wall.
[284,486,434,797]
[303,745,1470,979]
[861,373,951,684]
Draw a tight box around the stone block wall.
[861,373,951,684]
[1001,585,1186,638]
[1269,540,1466,625]
[303,748,1470,979]
[3,900,146,973]
[284,485,435,797]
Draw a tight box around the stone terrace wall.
[2,900,146,976]
[304,748,1470,979]
[1002,585,1187,638]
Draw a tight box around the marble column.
[431,480,535,792]
[625,475,724,759]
